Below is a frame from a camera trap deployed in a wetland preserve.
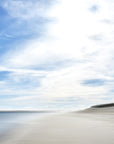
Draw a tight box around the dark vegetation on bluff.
[91,103,114,108]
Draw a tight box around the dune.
[1,104,114,144]
[79,103,114,114]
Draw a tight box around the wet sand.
[1,108,114,144]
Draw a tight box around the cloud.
[101,19,114,24]
[89,34,103,41]
[0,0,114,109]
[2,0,52,20]
[0,0,55,59]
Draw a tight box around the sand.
[1,108,114,144]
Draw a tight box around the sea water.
[0,111,52,138]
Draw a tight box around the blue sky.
[0,0,114,110]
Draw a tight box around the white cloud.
[3,0,49,20]
[1,0,114,109]
[4,0,113,68]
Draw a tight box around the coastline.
[0,107,114,144]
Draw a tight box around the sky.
[0,0,114,110]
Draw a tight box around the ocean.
[0,111,52,138]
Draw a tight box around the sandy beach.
[1,107,114,144]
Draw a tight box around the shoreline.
[0,107,114,144]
